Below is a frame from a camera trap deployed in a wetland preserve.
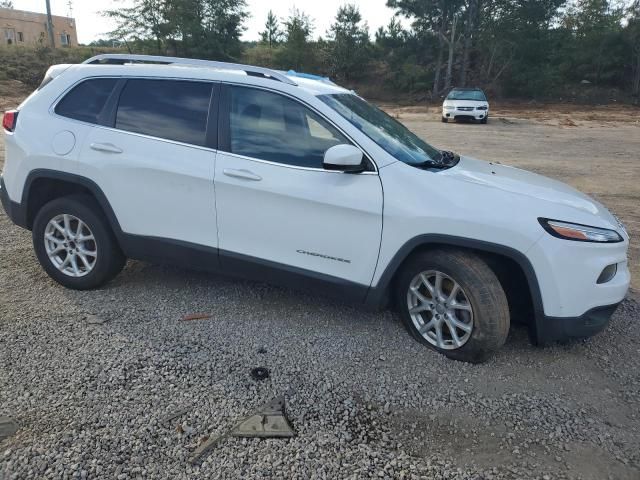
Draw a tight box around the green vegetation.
[0,46,118,87]
[1,0,639,102]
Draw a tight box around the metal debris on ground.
[188,396,294,465]
[188,430,230,465]
[250,367,270,381]
[162,407,190,425]
[85,314,107,325]
[180,313,212,321]
[0,416,18,441]
[231,396,295,439]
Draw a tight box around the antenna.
[67,0,74,29]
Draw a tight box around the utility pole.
[45,0,55,48]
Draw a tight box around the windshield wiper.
[438,150,460,166]
[414,151,459,170]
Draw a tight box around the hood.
[443,156,618,225]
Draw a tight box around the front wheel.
[441,116,448,123]
[32,195,126,290]
[395,249,510,363]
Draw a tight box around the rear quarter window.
[115,79,213,147]
[54,78,118,124]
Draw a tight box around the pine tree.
[276,8,314,71]
[260,10,282,48]
[327,4,370,80]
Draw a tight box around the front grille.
[457,107,474,111]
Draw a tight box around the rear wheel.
[32,195,125,290]
[395,249,510,363]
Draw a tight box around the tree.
[476,0,565,95]
[459,0,479,87]
[104,0,175,54]
[260,10,282,48]
[276,8,314,71]
[387,0,465,96]
[0,1,14,8]
[627,1,640,98]
[563,0,625,84]
[104,0,248,60]
[327,4,370,80]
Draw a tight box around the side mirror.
[323,144,365,173]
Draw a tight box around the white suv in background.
[1,55,630,363]
[442,87,490,123]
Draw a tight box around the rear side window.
[227,86,348,168]
[55,78,117,124]
[116,79,212,147]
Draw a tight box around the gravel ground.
[1,206,639,479]
[2,100,640,479]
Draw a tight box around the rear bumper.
[0,176,28,228]
[533,302,621,345]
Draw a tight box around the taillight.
[2,110,18,132]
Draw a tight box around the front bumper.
[443,109,487,120]
[526,231,630,318]
[525,225,630,345]
[534,302,621,345]
[0,176,27,228]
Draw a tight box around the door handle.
[223,169,262,181]
[90,142,123,154]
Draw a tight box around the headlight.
[476,106,488,110]
[444,105,454,110]
[538,218,623,243]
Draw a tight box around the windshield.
[318,93,442,166]
[446,90,486,101]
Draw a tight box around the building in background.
[0,7,77,47]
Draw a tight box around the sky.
[10,0,402,44]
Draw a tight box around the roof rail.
[82,54,298,86]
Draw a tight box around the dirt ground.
[385,102,640,289]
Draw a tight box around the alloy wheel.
[44,214,97,277]
[406,270,474,350]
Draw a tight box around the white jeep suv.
[442,87,489,123]
[1,55,630,362]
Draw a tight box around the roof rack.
[82,54,298,86]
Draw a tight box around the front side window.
[55,78,118,124]
[227,86,348,168]
[319,93,441,166]
[116,79,212,146]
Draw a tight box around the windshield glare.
[318,93,441,165]
[446,90,487,101]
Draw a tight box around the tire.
[32,194,126,290]
[441,116,448,123]
[481,116,488,124]
[395,249,510,363]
